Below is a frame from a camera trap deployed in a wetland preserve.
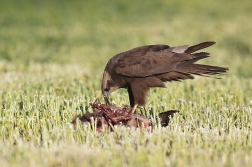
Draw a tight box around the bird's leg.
[131,104,138,113]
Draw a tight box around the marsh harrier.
[101,42,228,112]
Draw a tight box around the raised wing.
[114,45,192,77]
[114,42,216,77]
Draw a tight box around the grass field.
[0,0,252,166]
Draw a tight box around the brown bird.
[101,41,228,113]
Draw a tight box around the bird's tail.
[177,64,228,78]
[176,51,228,78]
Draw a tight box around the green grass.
[0,0,252,166]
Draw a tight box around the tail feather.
[185,41,215,54]
[176,49,228,77]
[177,64,228,77]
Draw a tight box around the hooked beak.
[103,91,110,104]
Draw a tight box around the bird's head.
[101,70,119,104]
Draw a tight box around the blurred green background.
[1,1,252,167]
[0,0,252,76]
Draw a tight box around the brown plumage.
[101,41,228,112]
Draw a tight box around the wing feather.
[115,45,192,77]
[113,42,216,77]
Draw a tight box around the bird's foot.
[131,104,138,113]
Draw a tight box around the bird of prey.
[101,41,228,113]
